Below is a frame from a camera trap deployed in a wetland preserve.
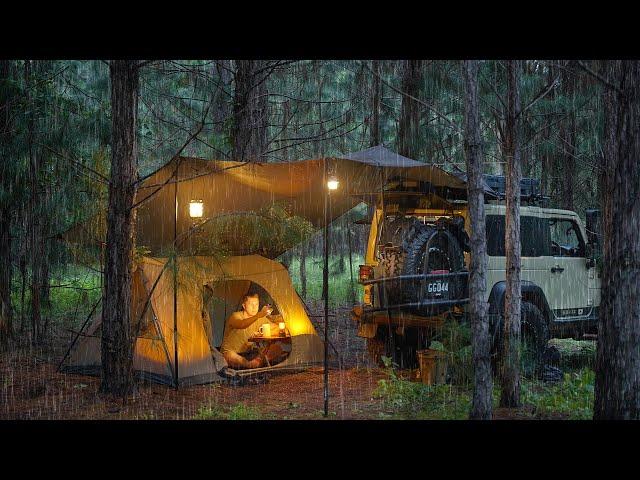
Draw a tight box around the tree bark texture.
[232,60,268,162]
[500,60,522,408]
[397,60,423,159]
[559,60,577,211]
[463,60,492,419]
[24,60,43,345]
[594,60,640,419]
[370,60,382,147]
[101,60,139,396]
[0,60,14,348]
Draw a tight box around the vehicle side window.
[486,215,549,257]
[548,219,585,257]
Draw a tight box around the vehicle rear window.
[486,215,549,257]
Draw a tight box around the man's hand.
[258,306,273,318]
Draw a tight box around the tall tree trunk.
[594,60,640,419]
[232,60,268,162]
[463,60,492,419]
[559,61,576,210]
[0,60,14,348]
[0,207,11,348]
[397,60,423,159]
[500,60,522,408]
[540,63,553,198]
[370,60,382,146]
[101,60,139,397]
[25,60,43,345]
[213,59,232,135]
[281,99,290,161]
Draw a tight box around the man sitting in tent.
[220,293,286,369]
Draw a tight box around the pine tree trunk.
[463,60,492,419]
[0,206,11,348]
[25,60,43,345]
[0,60,14,348]
[397,60,423,159]
[101,60,139,397]
[213,59,232,137]
[232,60,268,162]
[593,60,640,419]
[559,61,576,211]
[500,60,522,408]
[370,60,381,146]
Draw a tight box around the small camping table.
[248,333,292,367]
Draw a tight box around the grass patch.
[194,402,272,420]
[522,368,595,420]
[373,359,471,419]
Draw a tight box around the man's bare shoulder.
[227,311,244,321]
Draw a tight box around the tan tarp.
[62,255,324,386]
[62,146,470,256]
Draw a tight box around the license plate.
[427,282,448,294]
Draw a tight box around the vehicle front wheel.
[492,301,550,378]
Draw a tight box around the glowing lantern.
[189,200,204,218]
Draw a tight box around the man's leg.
[224,350,262,369]
[264,344,287,364]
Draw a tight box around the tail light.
[359,265,374,283]
[430,269,450,274]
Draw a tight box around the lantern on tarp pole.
[189,200,204,219]
[323,159,339,418]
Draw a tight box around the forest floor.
[0,304,595,420]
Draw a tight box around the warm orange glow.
[278,322,286,334]
[189,200,204,218]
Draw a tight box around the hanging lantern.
[189,200,204,218]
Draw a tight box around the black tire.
[403,227,465,277]
[491,301,550,378]
[401,226,465,310]
[378,217,428,305]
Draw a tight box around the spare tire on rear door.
[400,223,466,314]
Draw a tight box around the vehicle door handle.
[551,266,565,273]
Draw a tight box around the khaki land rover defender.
[351,174,602,372]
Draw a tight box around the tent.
[60,255,323,386]
[59,145,496,386]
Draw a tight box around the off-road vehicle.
[351,174,602,372]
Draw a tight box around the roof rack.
[483,175,549,206]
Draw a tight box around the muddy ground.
[0,305,556,420]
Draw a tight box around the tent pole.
[173,168,179,390]
[323,158,330,418]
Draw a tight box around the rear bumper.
[361,271,469,318]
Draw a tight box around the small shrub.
[194,404,226,420]
[522,368,595,419]
[373,360,471,419]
